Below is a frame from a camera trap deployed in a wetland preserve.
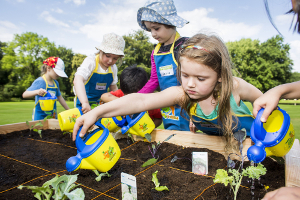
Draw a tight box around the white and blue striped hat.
[137,0,189,31]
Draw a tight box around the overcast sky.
[1,0,300,72]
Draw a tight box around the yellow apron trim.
[85,55,113,85]
[42,75,58,90]
[154,32,180,66]
[190,103,254,121]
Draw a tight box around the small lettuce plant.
[141,134,176,167]
[213,129,267,200]
[93,170,111,182]
[18,174,84,200]
[26,119,46,138]
[152,171,169,191]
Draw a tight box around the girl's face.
[47,67,59,80]
[180,57,221,100]
[99,53,121,69]
[144,21,176,45]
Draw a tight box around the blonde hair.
[95,50,123,67]
[177,33,237,151]
[41,64,49,76]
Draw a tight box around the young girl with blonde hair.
[72,33,262,150]
[23,57,69,120]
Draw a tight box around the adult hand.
[81,102,92,114]
[72,109,99,141]
[262,187,300,200]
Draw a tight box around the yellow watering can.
[247,107,295,163]
[100,116,126,133]
[39,92,57,111]
[66,122,121,172]
[58,107,83,132]
[121,111,155,137]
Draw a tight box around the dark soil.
[0,129,285,200]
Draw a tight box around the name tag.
[95,83,106,90]
[49,91,56,97]
[159,65,174,77]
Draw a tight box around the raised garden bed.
[0,119,298,199]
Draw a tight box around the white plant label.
[121,172,137,200]
[192,152,208,175]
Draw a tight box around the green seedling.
[93,170,111,182]
[141,134,176,167]
[152,171,169,191]
[213,128,267,200]
[18,174,85,200]
[26,119,46,138]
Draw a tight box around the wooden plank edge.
[285,139,300,187]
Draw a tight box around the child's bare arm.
[109,84,118,92]
[57,95,69,110]
[253,81,300,122]
[22,88,47,98]
[72,86,183,140]
[73,75,91,113]
[101,92,119,103]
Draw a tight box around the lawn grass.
[1,101,300,140]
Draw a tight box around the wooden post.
[285,139,300,187]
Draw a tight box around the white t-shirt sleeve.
[111,64,118,85]
[74,55,96,81]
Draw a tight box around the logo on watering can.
[139,123,149,132]
[103,146,116,161]
[69,114,78,123]
[103,118,112,129]
[285,129,295,150]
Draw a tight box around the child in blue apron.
[22,57,70,121]
[72,33,262,153]
[136,0,190,131]
[73,33,125,114]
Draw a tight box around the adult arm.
[253,81,300,122]
[72,86,184,140]
[138,50,159,93]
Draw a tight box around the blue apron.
[75,55,114,108]
[190,96,254,136]
[154,32,190,131]
[32,75,58,121]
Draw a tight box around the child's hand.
[81,103,92,114]
[37,88,47,96]
[253,92,280,123]
[72,109,99,141]
[189,120,197,133]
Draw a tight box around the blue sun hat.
[137,0,189,31]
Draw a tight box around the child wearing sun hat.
[73,33,125,114]
[136,0,191,131]
[22,57,70,120]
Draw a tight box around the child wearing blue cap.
[22,57,69,120]
[136,0,191,131]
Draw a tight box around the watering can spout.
[248,107,295,163]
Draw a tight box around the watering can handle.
[76,126,86,152]
[253,108,267,141]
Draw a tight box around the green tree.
[289,72,300,83]
[227,35,293,92]
[121,30,154,77]
[69,53,87,96]
[0,41,10,86]
[1,32,53,98]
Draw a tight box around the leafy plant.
[18,174,85,200]
[141,134,176,167]
[93,170,111,182]
[152,171,169,191]
[213,129,267,200]
[26,119,46,138]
